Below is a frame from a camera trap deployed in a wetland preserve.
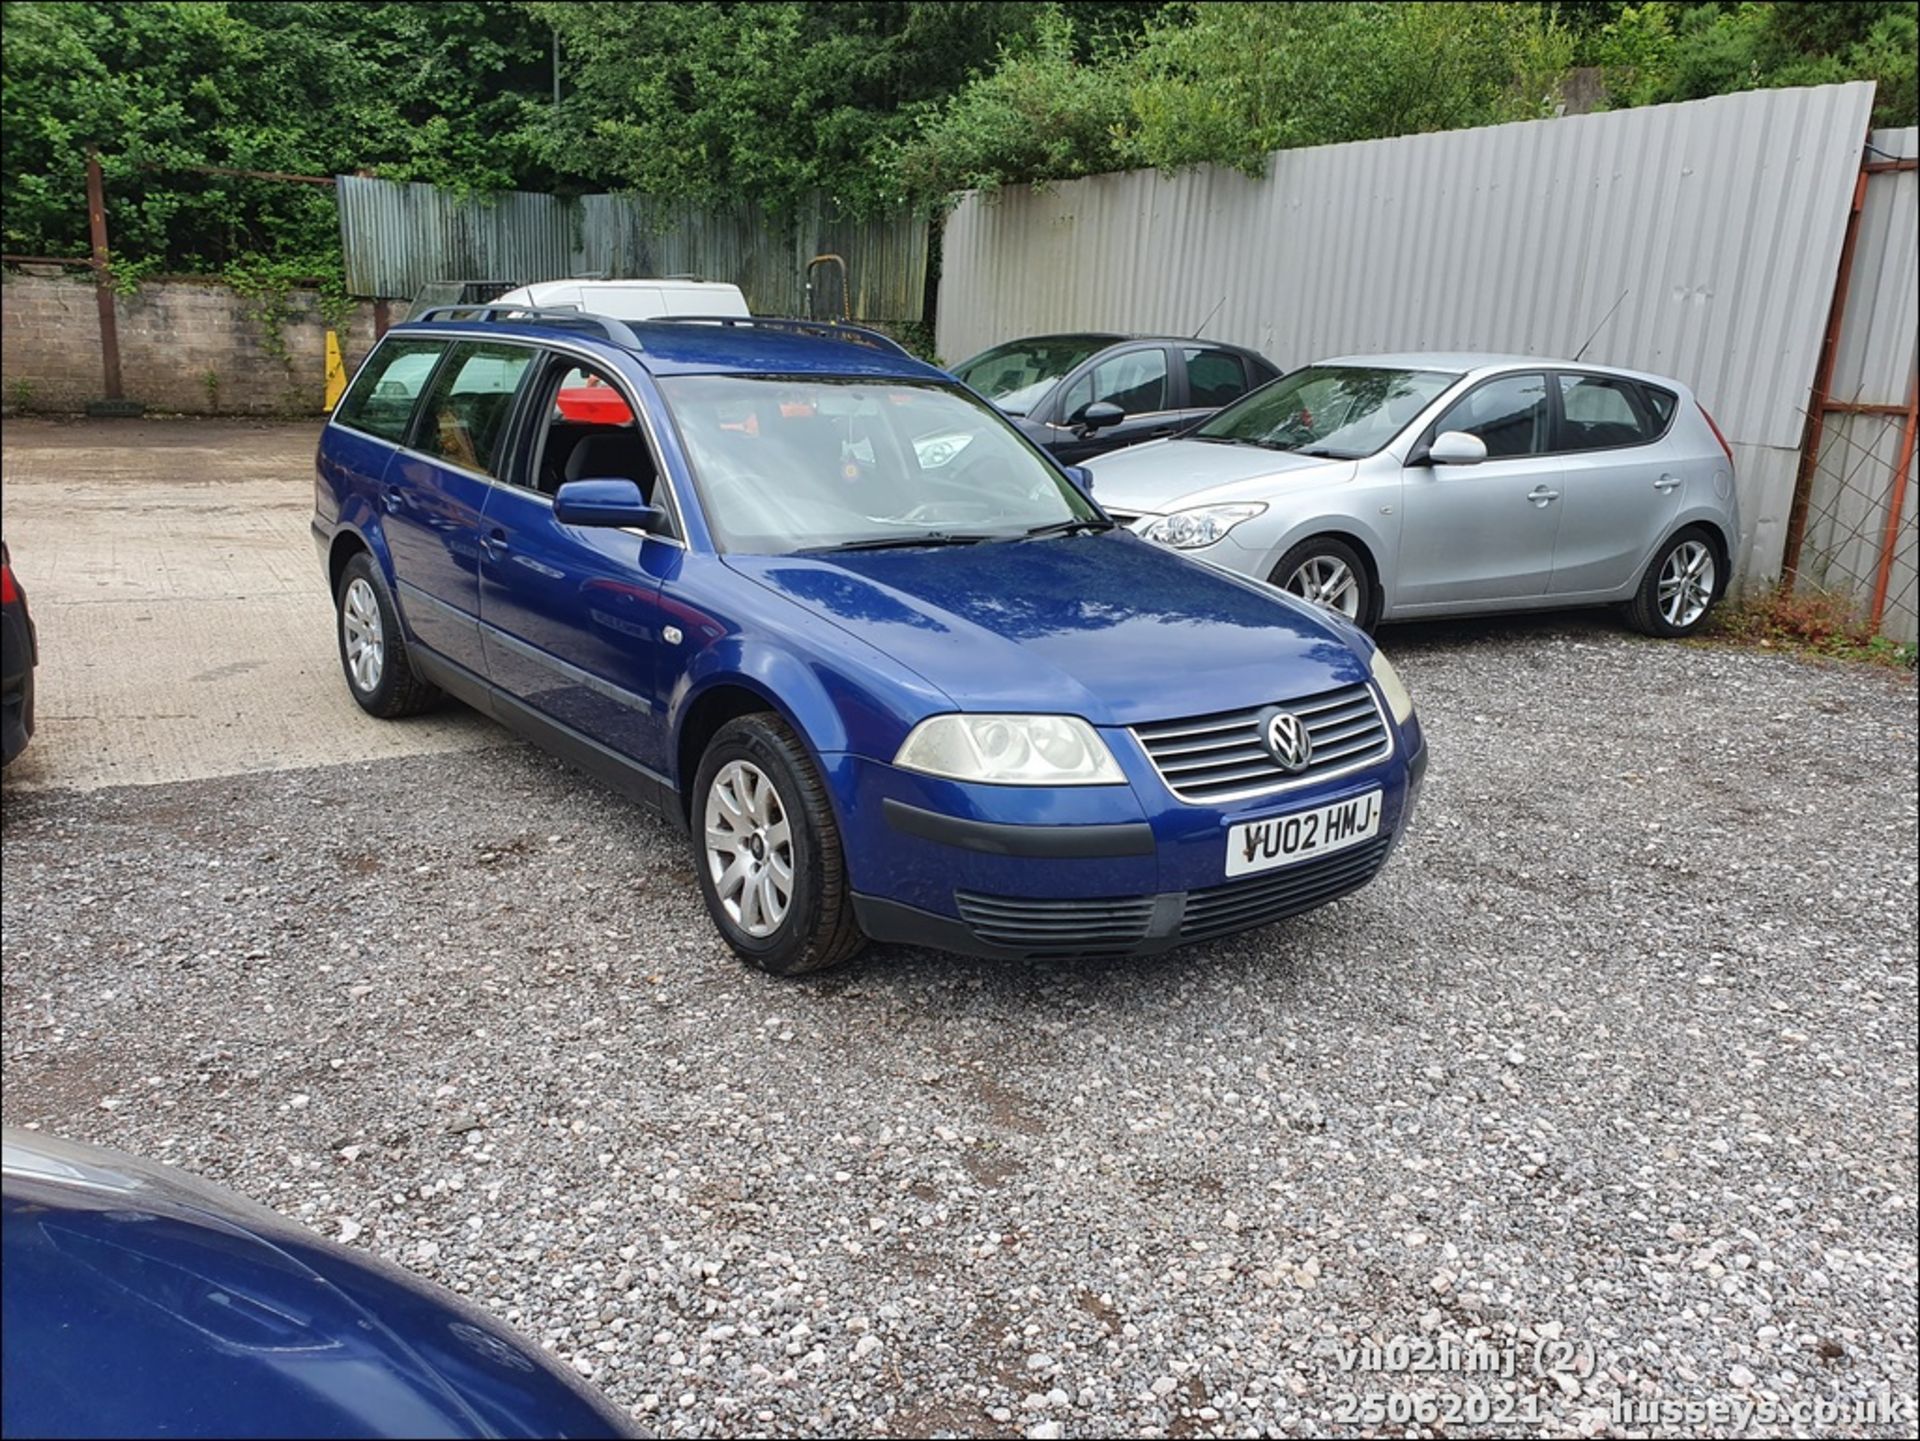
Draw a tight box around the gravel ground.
[3,615,1916,1439]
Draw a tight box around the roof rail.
[406,304,643,352]
[663,315,914,359]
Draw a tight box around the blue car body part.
[2,1129,634,1440]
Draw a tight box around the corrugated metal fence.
[938,83,1887,600]
[338,177,927,323]
[1786,127,1918,643]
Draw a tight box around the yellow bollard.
[324,329,347,410]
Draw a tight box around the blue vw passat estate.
[313,309,1427,974]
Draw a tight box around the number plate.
[1225,790,1382,878]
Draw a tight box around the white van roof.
[494,278,750,320]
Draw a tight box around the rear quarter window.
[335,340,446,443]
[1641,385,1678,430]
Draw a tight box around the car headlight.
[1136,503,1267,549]
[1370,647,1415,724]
[895,714,1125,785]
[913,433,973,468]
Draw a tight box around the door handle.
[382,487,404,514]
[479,530,509,558]
[1526,486,1560,506]
[1653,474,1681,493]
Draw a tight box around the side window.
[1063,348,1171,420]
[1432,373,1550,459]
[1640,384,1677,431]
[414,342,535,478]
[528,359,665,518]
[334,339,445,442]
[1555,374,1657,450]
[1183,347,1249,408]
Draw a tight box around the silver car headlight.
[895,714,1125,785]
[1135,503,1267,549]
[913,433,974,468]
[1370,648,1415,724]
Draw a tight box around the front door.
[1395,371,1564,609]
[385,340,537,673]
[1047,345,1183,460]
[478,357,678,779]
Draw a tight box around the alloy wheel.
[1658,540,1715,628]
[1285,555,1362,619]
[704,760,794,938]
[342,577,385,692]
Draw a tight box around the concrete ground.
[0,417,494,790]
[3,420,1916,1438]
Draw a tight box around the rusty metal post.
[85,147,124,400]
[1868,377,1919,631]
[373,297,390,339]
[1782,166,1871,584]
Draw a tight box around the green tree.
[0,0,559,269]
[884,6,1141,200]
[529,1,1142,214]
[1595,2,1917,124]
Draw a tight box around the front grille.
[1132,683,1391,803]
[1180,835,1393,941]
[954,891,1156,955]
[1103,509,1144,527]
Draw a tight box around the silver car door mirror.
[1427,430,1488,466]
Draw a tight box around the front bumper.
[836,714,1427,960]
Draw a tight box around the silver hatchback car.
[1085,353,1739,637]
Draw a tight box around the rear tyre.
[692,713,867,976]
[1270,536,1379,632]
[1625,527,1722,637]
[335,552,440,717]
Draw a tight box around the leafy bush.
[1703,584,1920,668]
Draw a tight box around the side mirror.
[554,478,663,530]
[1079,400,1126,432]
[1061,464,1095,494]
[1425,430,1488,467]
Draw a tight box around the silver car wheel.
[342,577,385,693]
[704,760,794,939]
[1285,555,1362,619]
[1658,540,1715,628]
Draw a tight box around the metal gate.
[1782,127,1920,643]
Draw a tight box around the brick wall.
[1,272,405,415]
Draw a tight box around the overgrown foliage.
[1586,1,1917,124]
[1,0,559,271]
[1,0,1912,269]
[1702,584,1920,668]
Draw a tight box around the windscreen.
[1193,365,1458,458]
[659,376,1098,554]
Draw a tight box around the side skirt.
[410,646,681,825]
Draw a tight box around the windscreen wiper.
[1021,517,1118,539]
[805,532,999,553]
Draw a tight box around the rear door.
[1396,371,1564,608]
[478,354,678,778]
[382,340,537,674]
[1047,345,1182,460]
[323,337,445,546]
[1174,346,1261,430]
[1544,372,1685,598]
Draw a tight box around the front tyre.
[1626,527,1722,637]
[692,713,867,976]
[335,553,440,717]
[1271,536,1379,631]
